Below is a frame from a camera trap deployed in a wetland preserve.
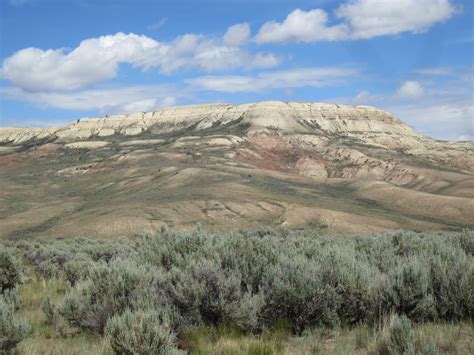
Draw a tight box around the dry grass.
[178,322,474,355]
[17,335,112,355]
[16,277,113,355]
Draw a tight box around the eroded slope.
[0,101,472,238]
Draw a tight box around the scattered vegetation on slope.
[1,228,473,354]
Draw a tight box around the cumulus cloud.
[223,23,251,46]
[187,67,357,93]
[336,0,457,39]
[255,9,348,43]
[255,0,457,43]
[192,42,279,72]
[1,33,160,92]
[397,81,425,99]
[1,29,280,92]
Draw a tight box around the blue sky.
[0,0,472,140]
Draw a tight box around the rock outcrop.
[0,101,419,142]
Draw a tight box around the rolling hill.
[0,101,473,238]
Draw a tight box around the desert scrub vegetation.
[0,295,31,352]
[106,309,176,354]
[0,246,31,353]
[0,247,21,292]
[0,228,473,354]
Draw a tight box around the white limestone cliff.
[0,101,420,143]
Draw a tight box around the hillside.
[0,101,473,238]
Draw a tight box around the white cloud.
[157,31,280,73]
[1,85,178,114]
[339,75,473,140]
[1,33,161,92]
[336,0,457,39]
[1,29,281,92]
[255,0,457,43]
[223,23,251,46]
[192,43,279,72]
[255,9,348,43]
[121,98,175,113]
[390,102,473,140]
[188,67,357,93]
[397,81,425,99]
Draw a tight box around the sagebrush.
[2,228,473,353]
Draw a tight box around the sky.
[0,0,473,140]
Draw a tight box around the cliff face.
[1,101,419,141]
[0,101,473,238]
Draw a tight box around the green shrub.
[0,248,21,293]
[1,288,21,310]
[63,256,94,286]
[388,314,414,355]
[430,254,473,320]
[0,296,31,352]
[389,258,437,321]
[59,260,148,334]
[262,255,340,332]
[326,247,382,324]
[106,309,176,355]
[158,259,264,331]
[459,229,474,256]
[4,229,473,339]
[35,260,61,279]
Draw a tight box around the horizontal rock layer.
[1,101,419,143]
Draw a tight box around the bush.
[0,296,31,352]
[430,254,473,320]
[63,256,94,286]
[5,229,472,339]
[106,309,176,355]
[389,258,437,321]
[262,255,340,332]
[35,259,61,279]
[1,288,21,310]
[0,247,21,293]
[388,314,414,355]
[59,260,148,334]
[157,259,264,331]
